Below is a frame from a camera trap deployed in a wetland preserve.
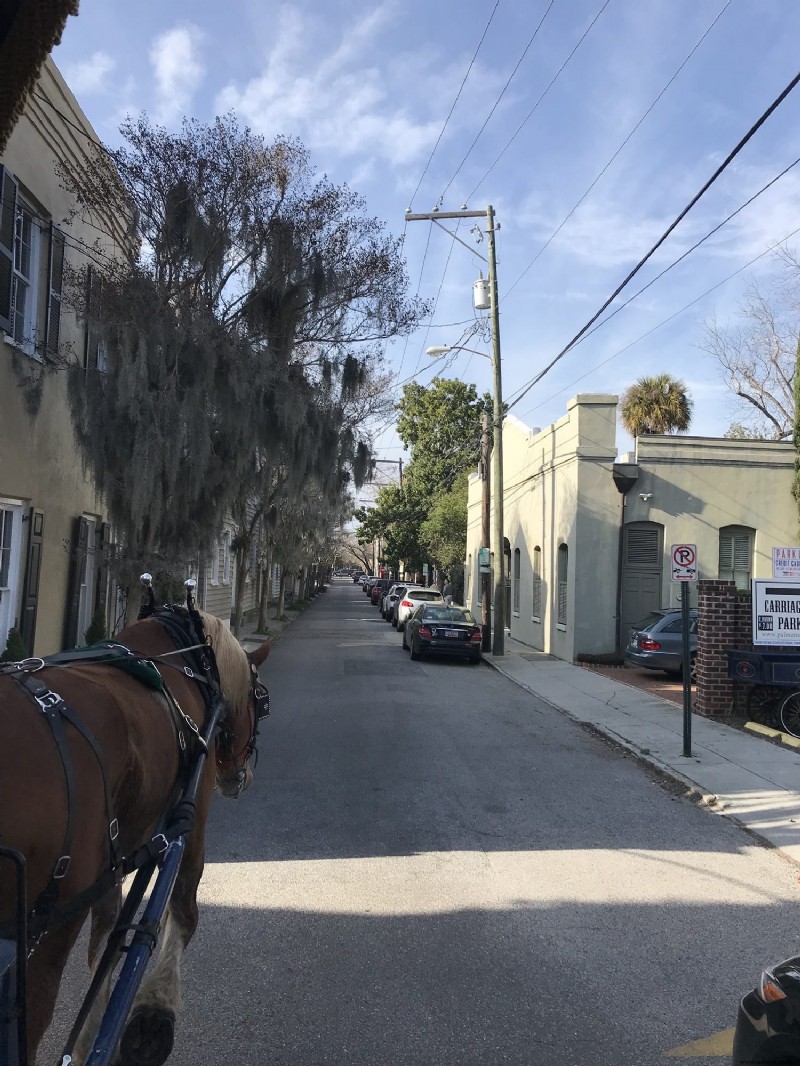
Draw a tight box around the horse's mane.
[197,610,251,718]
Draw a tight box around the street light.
[425,340,505,656]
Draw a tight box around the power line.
[505,66,800,413]
[467,0,613,202]
[502,0,733,300]
[514,223,800,423]
[439,0,556,203]
[32,90,109,154]
[408,0,501,211]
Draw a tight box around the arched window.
[719,525,753,590]
[532,546,542,621]
[513,548,521,614]
[557,544,568,629]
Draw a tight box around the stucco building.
[465,394,797,662]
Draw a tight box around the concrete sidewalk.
[484,636,800,866]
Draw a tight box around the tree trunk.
[257,543,273,633]
[232,540,248,636]
[276,566,287,619]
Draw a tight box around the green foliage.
[84,605,108,646]
[1,627,29,662]
[619,374,692,437]
[420,472,469,572]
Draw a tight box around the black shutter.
[94,521,111,619]
[0,165,17,335]
[45,224,65,358]
[19,508,44,655]
[63,516,89,649]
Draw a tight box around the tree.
[59,114,426,613]
[700,250,800,440]
[619,374,692,437]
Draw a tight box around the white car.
[395,587,444,630]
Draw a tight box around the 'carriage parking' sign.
[752,579,800,645]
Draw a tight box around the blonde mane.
[198,610,251,719]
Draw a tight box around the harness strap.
[58,704,121,869]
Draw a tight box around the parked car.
[402,603,483,664]
[382,583,423,620]
[352,571,366,583]
[395,587,445,630]
[624,608,698,681]
[357,574,368,585]
[732,952,800,1064]
[370,579,392,605]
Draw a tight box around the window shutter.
[45,224,65,358]
[63,516,89,649]
[19,508,44,655]
[0,166,18,334]
[624,526,660,568]
[733,534,750,571]
[718,534,733,574]
[532,548,542,618]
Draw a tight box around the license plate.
[445,629,460,638]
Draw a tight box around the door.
[620,521,663,642]
[0,502,24,652]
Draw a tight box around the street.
[44,580,800,1065]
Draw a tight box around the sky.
[51,0,800,491]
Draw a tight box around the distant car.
[370,579,391,605]
[402,603,482,664]
[351,571,366,583]
[624,608,698,681]
[395,587,445,630]
[356,574,368,585]
[732,953,800,1065]
[382,583,422,620]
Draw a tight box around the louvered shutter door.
[718,534,733,576]
[625,526,660,568]
[19,508,44,655]
[532,549,542,618]
[0,166,17,334]
[45,224,65,358]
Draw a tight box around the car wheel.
[410,638,421,661]
[746,685,783,728]
[391,617,398,628]
[468,653,481,665]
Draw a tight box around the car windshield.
[413,590,443,601]
[424,607,476,623]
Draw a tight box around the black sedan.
[732,954,800,1064]
[402,604,482,665]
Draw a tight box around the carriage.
[0,578,271,1065]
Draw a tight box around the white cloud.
[62,51,116,95]
[149,25,205,127]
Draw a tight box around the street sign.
[478,547,491,574]
[752,579,800,645]
[773,547,800,580]
[671,543,698,582]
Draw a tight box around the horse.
[0,603,271,1065]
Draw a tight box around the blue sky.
[53,0,800,482]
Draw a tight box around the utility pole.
[405,204,505,654]
[481,411,491,652]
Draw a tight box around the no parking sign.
[671,544,698,582]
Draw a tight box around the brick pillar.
[695,580,739,717]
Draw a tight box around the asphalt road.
[43,580,800,1065]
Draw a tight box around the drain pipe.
[612,462,639,654]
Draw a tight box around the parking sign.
[671,544,698,582]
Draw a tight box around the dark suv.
[624,608,698,681]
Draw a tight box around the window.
[532,546,542,621]
[210,539,220,585]
[0,167,64,359]
[222,531,232,584]
[557,544,568,629]
[513,548,521,614]
[719,526,753,590]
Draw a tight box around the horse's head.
[198,611,271,798]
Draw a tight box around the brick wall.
[695,580,785,716]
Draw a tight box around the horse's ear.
[249,639,272,668]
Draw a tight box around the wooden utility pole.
[481,411,492,652]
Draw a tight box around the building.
[465,394,797,662]
[0,58,126,656]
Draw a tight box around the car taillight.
[469,629,482,643]
[418,625,432,638]
[401,599,413,607]
[639,638,661,651]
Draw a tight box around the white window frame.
[210,539,220,586]
[222,530,232,585]
[10,199,40,357]
[719,526,753,591]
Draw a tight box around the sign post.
[671,544,698,757]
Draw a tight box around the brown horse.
[0,607,271,1065]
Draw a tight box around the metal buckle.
[109,818,119,841]
[183,666,194,678]
[53,855,70,879]
[178,731,186,751]
[151,833,169,856]
[17,657,45,672]
[35,690,62,713]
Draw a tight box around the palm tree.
[620,374,693,437]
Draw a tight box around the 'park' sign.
[773,547,800,580]
[752,579,800,645]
